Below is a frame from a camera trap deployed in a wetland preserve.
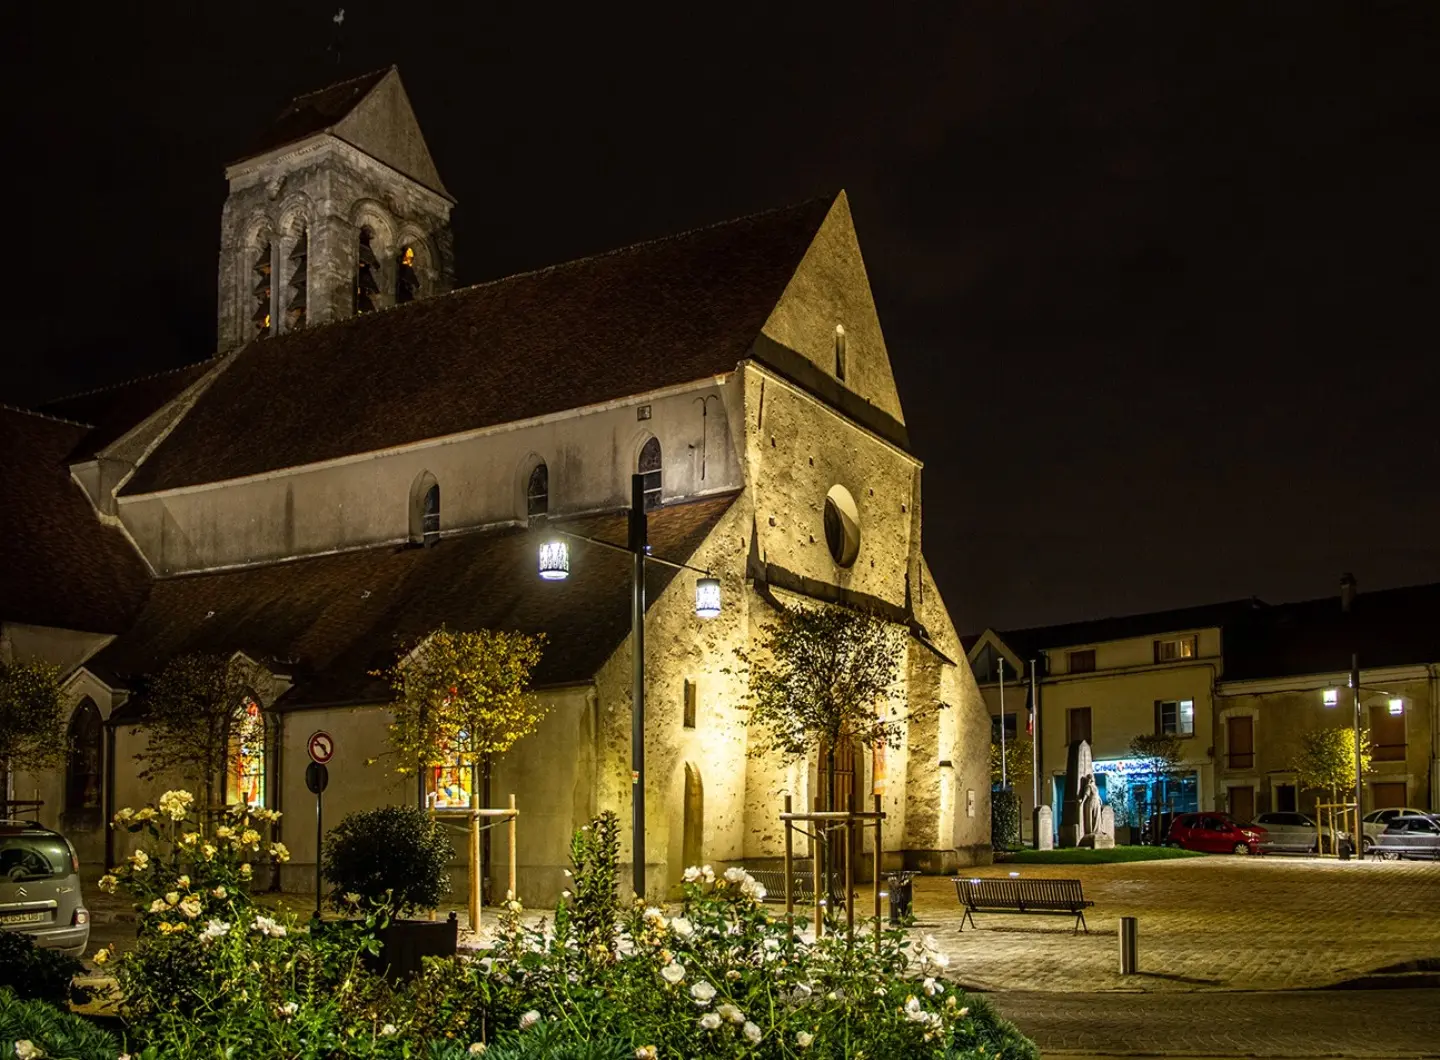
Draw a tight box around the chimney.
[1340,572,1358,613]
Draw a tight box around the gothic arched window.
[65,698,103,825]
[410,471,440,545]
[285,227,308,331]
[526,462,549,517]
[396,246,420,304]
[252,241,273,337]
[355,227,380,315]
[227,699,266,808]
[638,437,662,511]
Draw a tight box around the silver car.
[0,820,90,957]
[1251,811,1344,854]
[1371,814,1440,861]
[1360,807,1431,853]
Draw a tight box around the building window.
[252,240,273,337]
[823,484,862,567]
[683,679,697,729]
[1157,699,1195,736]
[65,698,103,823]
[1323,689,1339,707]
[526,462,549,517]
[228,699,266,808]
[834,324,847,381]
[1154,635,1197,663]
[1225,715,1254,770]
[430,747,473,809]
[638,437,662,510]
[972,643,1010,684]
[1066,707,1092,746]
[409,472,440,545]
[1369,704,1406,762]
[355,227,380,314]
[396,245,420,304]
[285,227,307,331]
[1068,649,1096,674]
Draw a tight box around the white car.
[1250,811,1345,854]
[1361,808,1431,852]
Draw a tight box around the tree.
[990,731,1033,789]
[1293,726,1372,804]
[134,653,267,815]
[1127,732,1186,842]
[0,660,64,817]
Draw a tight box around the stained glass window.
[228,699,266,808]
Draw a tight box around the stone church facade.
[2,68,992,903]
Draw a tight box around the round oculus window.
[823,484,861,567]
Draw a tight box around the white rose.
[519,1010,541,1030]
[380,1023,397,1036]
[278,1001,298,1019]
[670,916,694,938]
[15,1041,44,1060]
[717,1002,744,1024]
[699,1012,721,1031]
[743,1021,762,1044]
[724,867,747,884]
[468,1045,486,1055]
[660,962,685,985]
[689,980,716,1005]
[682,866,701,883]
[797,1030,814,1049]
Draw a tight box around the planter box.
[366,913,459,980]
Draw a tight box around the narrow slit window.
[355,227,379,314]
[396,246,420,304]
[834,324,847,381]
[251,241,273,337]
[683,679,697,729]
[526,462,549,516]
[286,228,308,331]
[638,438,662,511]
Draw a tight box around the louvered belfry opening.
[286,228,308,331]
[355,227,380,314]
[251,241,273,337]
[396,246,420,304]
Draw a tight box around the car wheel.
[1232,842,1251,856]
[1362,837,1374,854]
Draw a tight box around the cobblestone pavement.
[989,988,1440,1057]
[908,855,1440,993]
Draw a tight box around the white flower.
[175,875,190,889]
[724,866,748,884]
[199,919,230,944]
[698,1012,721,1031]
[148,899,168,914]
[97,874,119,894]
[380,1024,397,1036]
[743,1021,762,1044]
[689,980,716,1005]
[212,886,227,899]
[270,842,291,863]
[682,866,701,882]
[519,1010,541,1030]
[635,1049,657,1060]
[158,790,194,821]
[796,1030,814,1049]
[670,915,694,938]
[717,1002,744,1024]
[467,1046,486,1055]
[179,896,203,920]
[701,864,715,883]
[250,914,286,938]
[959,1006,970,1017]
[923,976,942,996]
[615,934,636,958]
[660,961,685,985]
[14,1041,44,1059]
[278,1001,298,1019]
[128,849,149,871]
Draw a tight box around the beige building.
[1,68,992,905]
[967,585,1439,843]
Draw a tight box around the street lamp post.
[538,472,720,898]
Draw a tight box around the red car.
[1167,812,1267,855]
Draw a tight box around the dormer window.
[251,241,273,337]
[285,228,308,331]
[834,324,847,381]
[396,246,420,304]
[526,462,549,516]
[638,437,662,511]
[356,227,380,315]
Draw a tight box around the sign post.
[306,732,334,919]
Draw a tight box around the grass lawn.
[997,846,1205,865]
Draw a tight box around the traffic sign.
[305,761,329,795]
[307,731,334,764]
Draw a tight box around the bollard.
[1119,916,1139,975]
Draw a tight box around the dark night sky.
[9,2,1440,631]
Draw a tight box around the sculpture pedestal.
[1034,806,1054,850]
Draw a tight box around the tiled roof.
[123,197,832,495]
[91,492,737,711]
[37,359,219,460]
[984,599,1266,659]
[240,67,391,161]
[1222,582,1440,681]
[0,408,152,633]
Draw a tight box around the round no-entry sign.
[307,730,334,764]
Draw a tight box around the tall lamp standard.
[538,473,721,898]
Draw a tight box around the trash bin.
[886,872,919,924]
[1338,836,1354,861]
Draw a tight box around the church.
[1,67,992,903]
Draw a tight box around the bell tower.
[216,67,456,351]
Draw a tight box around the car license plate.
[1,911,48,925]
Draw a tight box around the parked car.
[1167,812,1267,855]
[1370,814,1440,861]
[1361,807,1432,853]
[1251,811,1347,854]
[0,819,90,957]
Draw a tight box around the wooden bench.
[744,868,848,906]
[951,877,1093,934]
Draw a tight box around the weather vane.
[329,8,346,65]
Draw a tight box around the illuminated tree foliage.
[1293,725,1372,803]
[134,653,267,815]
[0,659,65,815]
[382,627,547,783]
[990,731,1033,789]
[1127,732,1187,836]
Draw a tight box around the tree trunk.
[825,744,836,917]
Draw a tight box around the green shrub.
[0,930,91,1007]
[991,787,1021,850]
[323,805,454,916]
[0,987,120,1060]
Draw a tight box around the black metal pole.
[1352,652,1363,859]
[629,473,648,898]
[315,785,323,919]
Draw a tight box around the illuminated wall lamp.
[1388,698,1404,715]
[538,540,570,581]
[1323,689,1339,707]
[694,576,722,619]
